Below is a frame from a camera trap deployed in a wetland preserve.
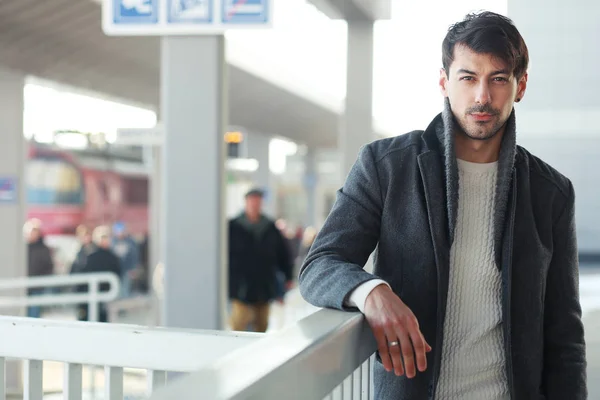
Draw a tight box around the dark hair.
[442,11,529,80]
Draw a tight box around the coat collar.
[422,98,518,265]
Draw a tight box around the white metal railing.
[149,309,378,400]
[0,316,262,399]
[0,273,120,322]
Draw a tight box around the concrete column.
[339,20,375,182]
[160,36,227,330]
[0,67,26,394]
[143,145,163,324]
[246,132,275,216]
[340,22,375,273]
[0,68,26,283]
[304,147,318,228]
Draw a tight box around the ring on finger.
[388,340,400,347]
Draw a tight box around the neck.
[454,128,504,163]
[245,212,260,223]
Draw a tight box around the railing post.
[23,360,43,400]
[104,367,123,400]
[146,370,167,396]
[88,276,99,323]
[63,363,82,400]
[332,385,342,400]
[352,366,362,400]
[88,277,99,400]
[342,375,353,399]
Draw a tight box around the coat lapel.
[417,150,451,290]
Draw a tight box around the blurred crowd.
[23,188,318,331]
[24,218,149,321]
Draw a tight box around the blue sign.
[222,0,268,24]
[0,177,17,204]
[168,0,212,23]
[103,0,271,35]
[113,0,159,24]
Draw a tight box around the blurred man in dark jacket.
[70,225,96,275]
[24,218,54,318]
[228,188,293,332]
[73,225,121,322]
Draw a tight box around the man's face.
[245,195,262,216]
[81,233,92,245]
[440,44,527,141]
[28,228,41,243]
[100,236,111,249]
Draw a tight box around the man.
[70,225,96,275]
[24,218,54,318]
[299,11,586,400]
[111,221,139,298]
[74,225,121,322]
[228,188,293,332]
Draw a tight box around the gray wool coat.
[299,101,587,400]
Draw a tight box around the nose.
[474,81,492,105]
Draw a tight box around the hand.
[363,285,432,378]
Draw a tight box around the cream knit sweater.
[435,159,509,400]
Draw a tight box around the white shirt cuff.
[346,279,390,313]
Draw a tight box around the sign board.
[115,125,165,146]
[0,177,18,204]
[103,0,272,35]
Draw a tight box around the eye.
[493,77,509,82]
[459,76,474,81]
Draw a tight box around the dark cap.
[245,188,265,198]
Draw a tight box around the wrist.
[365,283,391,307]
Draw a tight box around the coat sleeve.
[299,144,383,311]
[542,181,587,399]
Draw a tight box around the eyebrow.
[456,68,510,76]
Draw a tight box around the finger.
[408,313,432,352]
[374,329,393,372]
[396,328,416,378]
[408,327,427,373]
[385,329,404,376]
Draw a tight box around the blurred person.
[24,218,54,318]
[228,188,293,332]
[69,225,97,311]
[111,221,140,298]
[299,11,585,400]
[69,225,96,274]
[135,234,150,293]
[73,225,121,322]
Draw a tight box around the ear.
[515,72,528,103]
[439,68,449,97]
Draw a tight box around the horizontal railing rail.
[0,273,120,322]
[150,308,378,400]
[0,316,262,400]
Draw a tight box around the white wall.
[508,0,600,255]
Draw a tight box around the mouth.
[469,113,494,122]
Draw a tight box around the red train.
[27,143,149,237]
